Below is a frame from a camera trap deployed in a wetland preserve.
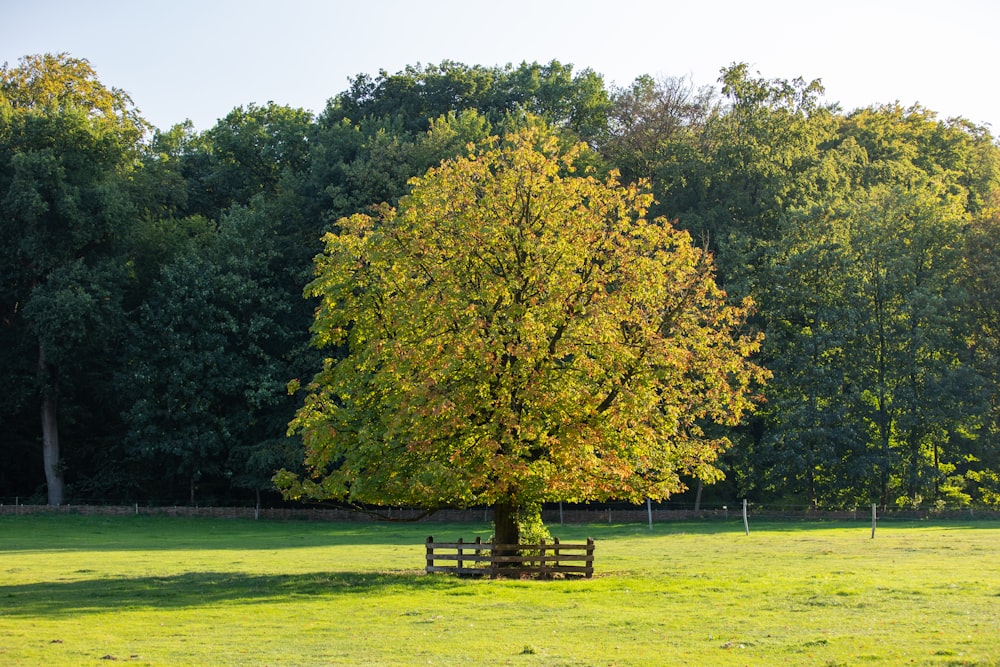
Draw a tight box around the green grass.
[2,515,999,666]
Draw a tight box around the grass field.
[1,514,998,666]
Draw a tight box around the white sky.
[2,0,998,134]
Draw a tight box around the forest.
[2,53,999,511]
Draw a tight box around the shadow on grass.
[0,515,495,552]
[0,570,456,617]
[3,516,996,558]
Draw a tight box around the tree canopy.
[276,126,766,542]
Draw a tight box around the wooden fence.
[425,536,594,578]
[4,503,996,523]
[0,503,491,522]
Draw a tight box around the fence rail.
[0,503,491,522]
[425,536,594,578]
[1,502,998,523]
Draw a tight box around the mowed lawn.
[1,514,998,666]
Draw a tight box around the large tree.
[331,60,610,140]
[124,205,307,504]
[0,54,145,504]
[963,209,1000,504]
[278,125,766,543]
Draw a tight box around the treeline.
[2,54,999,510]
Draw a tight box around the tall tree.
[0,53,145,504]
[846,180,974,506]
[331,60,611,140]
[749,203,863,505]
[194,102,313,215]
[124,205,307,504]
[277,125,766,543]
[602,74,716,187]
[963,209,1000,504]
[748,104,997,507]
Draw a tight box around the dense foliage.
[276,126,765,542]
[2,53,999,512]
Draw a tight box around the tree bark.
[492,499,520,565]
[38,342,64,506]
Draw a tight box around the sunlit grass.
[1,515,998,665]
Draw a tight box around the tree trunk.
[693,479,704,512]
[492,499,520,566]
[38,342,64,506]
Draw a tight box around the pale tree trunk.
[38,342,64,506]
[693,479,704,512]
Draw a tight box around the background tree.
[742,104,997,507]
[331,60,610,141]
[124,205,305,504]
[277,125,766,543]
[601,74,716,189]
[963,207,1000,504]
[192,102,314,216]
[0,53,144,504]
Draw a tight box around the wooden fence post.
[585,537,595,578]
[457,537,464,573]
[426,536,434,573]
[553,537,561,569]
[490,539,498,580]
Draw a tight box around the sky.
[2,0,998,134]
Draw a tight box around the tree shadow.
[0,570,456,618]
[0,515,494,552]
